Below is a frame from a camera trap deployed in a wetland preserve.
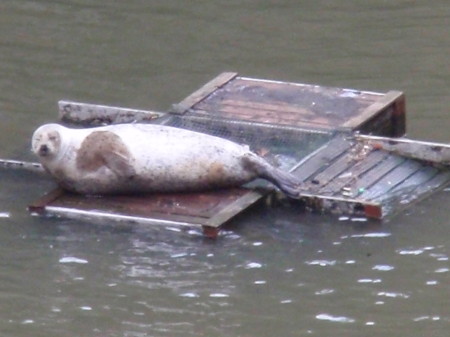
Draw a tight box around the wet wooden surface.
[293,135,450,218]
[177,73,405,136]
[29,187,264,236]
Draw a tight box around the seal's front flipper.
[103,151,136,178]
[242,154,302,198]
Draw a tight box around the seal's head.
[32,123,63,160]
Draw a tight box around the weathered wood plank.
[190,108,334,132]
[205,190,264,227]
[291,135,352,182]
[197,98,334,124]
[374,166,439,203]
[44,206,201,228]
[410,170,450,196]
[320,150,388,195]
[359,159,423,200]
[303,150,357,193]
[59,101,165,126]
[0,158,44,173]
[356,135,450,166]
[171,72,238,114]
[347,155,405,198]
[298,192,382,219]
[342,91,404,130]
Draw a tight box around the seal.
[31,123,301,197]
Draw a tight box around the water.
[1,1,449,336]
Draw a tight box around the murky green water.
[1,1,449,336]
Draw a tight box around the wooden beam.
[58,101,165,126]
[342,91,404,130]
[356,135,450,166]
[0,158,44,173]
[170,72,238,114]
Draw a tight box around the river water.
[0,1,449,336]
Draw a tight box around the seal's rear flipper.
[242,154,302,198]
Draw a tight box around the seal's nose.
[39,144,49,156]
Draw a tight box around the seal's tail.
[243,154,302,198]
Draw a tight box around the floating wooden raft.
[293,135,450,218]
[27,72,449,237]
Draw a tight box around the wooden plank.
[378,169,450,217]
[297,192,382,219]
[358,159,423,200]
[409,170,450,196]
[44,206,201,228]
[28,187,264,232]
[234,77,383,106]
[0,158,44,173]
[347,155,405,198]
[320,150,388,195]
[59,101,165,126]
[206,190,264,227]
[171,72,238,114]
[374,166,438,203]
[291,135,352,182]
[342,91,404,128]
[356,135,450,166]
[302,150,357,193]
[189,108,334,132]
[197,98,335,125]
[194,77,385,130]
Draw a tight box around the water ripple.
[305,260,336,267]
[377,291,410,299]
[316,313,355,323]
[372,264,394,271]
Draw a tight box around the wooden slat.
[359,159,423,200]
[303,150,357,193]
[374,166,439,203]
[0,158,44,173]
[232,77,383,106]
[409,170,450,196]
[297,192,382,219]
[347,155,405,198]
[291,135,352,182]
[171,72,238,114]
[342,91,404,129]
[356,135,450,166]
[189,108,334,132]
[28,187,264,230]
[58,101,165,126]
[197,98,334,124]
[201,104,335,128]
[205,190,264,227]
[320,150,388,195]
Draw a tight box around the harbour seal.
[31,123,301,197]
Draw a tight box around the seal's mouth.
[38,144,50,157]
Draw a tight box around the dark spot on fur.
[76,131,132,174]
